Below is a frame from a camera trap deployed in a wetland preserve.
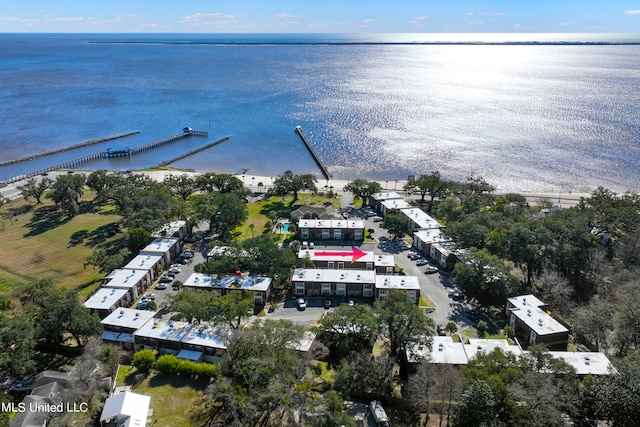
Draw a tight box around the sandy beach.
[0,168,589,209]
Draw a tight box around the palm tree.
[248,223,255,238]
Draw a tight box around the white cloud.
[180,12,235,25]
[361,19,374,24]
[51,17,84,22]
[410,16,429,23]
[624,10,640,15]
[466,12,505,17]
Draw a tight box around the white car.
[155,283,168,290]
[296,298,307,310]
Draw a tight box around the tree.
[131,349,155,372]
[318,304,381,359]
[452,380,499,427]
[445,321,458,335]
[0,314,36,377]
[47,173,86,218]
[573,296,613,352]
[270,170,317,204]
[196,172,247,196]
[587,351,640,426]
[375,289,433,357]
[404,172,448,213]
[453,249,519,307]
[17,176,52,204]
[19,279,102,347]
[163,174,197,200]
[382,211,411,240]
[343,179,382,207]
[85,247,131,273]
[190,192,247,239]
[504,218,552,288]
[127,227,151,253]
[334,351,395,399]
[211,292,255,329]
[170,290,217,323]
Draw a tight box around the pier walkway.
[0,131,140,167]
[159,136,231,167]
[294,126,332,180]
[0,129,209,187]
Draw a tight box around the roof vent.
[120,310,124,314]
[134,312,139,317]
[527,309,532,316]
[584,356,590,365]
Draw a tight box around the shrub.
[476,320,488,336]
[131,349,155,372]
[155,354,220,378]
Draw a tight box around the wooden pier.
[0,129,209,187]
[128,129,208,156]
[294,126,332,180]
[158,136,231,167]
[0,131,140,167]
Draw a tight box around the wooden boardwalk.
[294,126,331,180]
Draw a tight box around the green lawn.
[0,194,123,296]
[115,365,211,426]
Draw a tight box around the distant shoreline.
[89,41,640,46]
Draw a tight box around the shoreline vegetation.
[0,167,591,209]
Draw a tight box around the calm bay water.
[1,33,640,192]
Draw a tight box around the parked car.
[181,251,194,259]
[368,400,390,427]
[169,265,182,275]
[155,283,168,290]
[372,216,383,222]
[324,299,332,309]
[143,293,156,300]
[302,241,309,250]
[449,290,463,300]
[407,252,419,260]
[309,242,315,249]
[159,275,173,283]
[416,259,428,266]
[348,299,355,306]
[136,301,150,310]
[424,266,439,274]
[296,298,307,310]
[437,324,447,336]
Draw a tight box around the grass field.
[116,365,210,426]
[0,194,123,296]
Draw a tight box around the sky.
[1,1,639,33]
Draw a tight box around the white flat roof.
[546,351,616,375]
[406,336,468,364]
[414,228,452,245]
[182,273,272,292]
[153,220,186,238]
[507,294,546,309]
[298,219,364,229]
[292,268,376,284]
[83,288,129,310]
[289,331,317,352]
[381,199,412,211]
[465,338,523,359]
[510,304,568,336]
[298,249,375,263]
[101,308,156,330]
[179,323,230,349]
[375,275,421,290]
[141,237,179,254]
[100,391,150,425]
[374,254,395,268]
[103,269,149,289]
[371,191,403,201]
[401,208,443,230]
[133,318,192,342]
[124,253,164,271]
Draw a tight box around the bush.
[155,354,220,378]
[131,349,155,372]
[476,320,488,336]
